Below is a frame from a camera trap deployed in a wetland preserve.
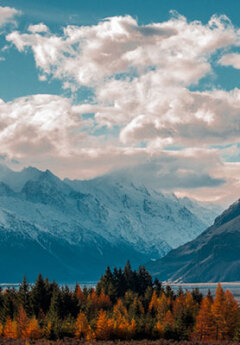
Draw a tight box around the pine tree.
[153,278,162,296]
[123,260,134,291]
[48,287,62,320]
[0,288,15,322]
[31,274,48,316]
[18,276,31,316]
[136,266,153,295]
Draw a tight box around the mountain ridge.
[146,199,240,282]
[0,163,222,282]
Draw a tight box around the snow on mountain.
[0,164,221,281]
[65,173,221,251]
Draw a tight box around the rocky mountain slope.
[146,199,240,283]
[0,164,221,282]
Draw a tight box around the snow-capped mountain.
[0,164,222,282]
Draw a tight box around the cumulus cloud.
[6,13,237,87]
[219,52,240,69]
[3,13,240,203]
[0,95,85,157]
[28,23,49,33]
[0,5,20,27]
[119,87,240,147]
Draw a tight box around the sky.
[1,0,240,204]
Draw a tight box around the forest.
[0,261,239,344]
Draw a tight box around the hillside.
[147,199,240,282]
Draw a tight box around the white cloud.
[28,23,49,33]
[0,5,20,27]
[119,87,240,147]
[219,52,240,69]
[7,13,237,87]
[0,94,84,157]
[4,13,240,203]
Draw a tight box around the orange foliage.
[157,293,169,322]
[25,318,41,339]
[75,312,89,339]
[149,290,158,314]
[75,284,85,304]
[211,283,226,340]
[192,296,215,341]
[17,305,29,339]
[223,289,239,339]
[3,318,18,339]
[98,290,112,309]
[95,309,111,340]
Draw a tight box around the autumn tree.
[25,317,41,339]
[192,296,215,341]
[75,312,89,339]
[211,283,226,340]
[16,305,29,338]
[223,289,238,339]
[149,290,158,315]
[3,317,18,338]
[95,309,112,340]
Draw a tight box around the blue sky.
[1,0,240,204]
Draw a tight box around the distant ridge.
[0,163,221,282]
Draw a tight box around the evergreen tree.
[136,266,153,295]
[18,276,31,316]
[123,260,134,291]
[0,288,15,322]
[153,278,162,296]
[48,287,62,320]
[30,274,49,316]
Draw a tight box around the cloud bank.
[3,12,240,203]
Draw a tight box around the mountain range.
[0,163,221,282]
[146,198,240,282]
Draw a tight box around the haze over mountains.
[147,199,240,283]
[0,163,221,282]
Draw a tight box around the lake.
[165,282,240,301]
[1,282,240,301]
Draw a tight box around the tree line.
[0,261,239,342]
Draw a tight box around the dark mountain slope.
[146,199,240,283]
